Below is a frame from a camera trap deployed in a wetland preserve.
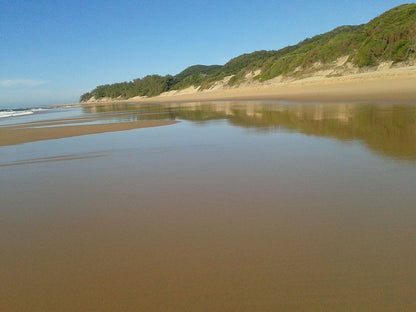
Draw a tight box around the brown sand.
[1,102,416,311]
[0,119,177,146]
[142,75,416,103]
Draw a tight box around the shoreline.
[78,66,416,106]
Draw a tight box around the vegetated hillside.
[80,4,416,102]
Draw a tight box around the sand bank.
[0,118,177,146]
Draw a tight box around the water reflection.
[2,101,415,311]
[84,102,416,160]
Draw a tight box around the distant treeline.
[81,3,416,102]
[80,65,221,102]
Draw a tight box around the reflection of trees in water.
[84,102,416,160]
[229,104,416,160]
[83,103,175,121]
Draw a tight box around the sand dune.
[80,65,416,105]
[141,66,416,104]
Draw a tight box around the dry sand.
[82,65,416,105]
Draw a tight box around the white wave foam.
[0,110,35,118]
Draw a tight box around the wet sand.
[1,103,415,311]
[0,117,177,146]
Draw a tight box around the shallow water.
[1,101,415,311]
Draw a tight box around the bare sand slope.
[80,67,416,105]
[143,73,416,104]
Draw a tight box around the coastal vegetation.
[80,4,416,102]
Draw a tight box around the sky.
[0,0,412,108]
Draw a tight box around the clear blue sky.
[0,0,412,108]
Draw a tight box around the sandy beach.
[9,68,414,147]
[81,66,416,105]
[2,101,416,311]
[3,2,416,311]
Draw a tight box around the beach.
[82,66,416,105]
[1,63,416,312]
[3,2,416,310]
[2,66,413,149]
[1,101,416,311]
